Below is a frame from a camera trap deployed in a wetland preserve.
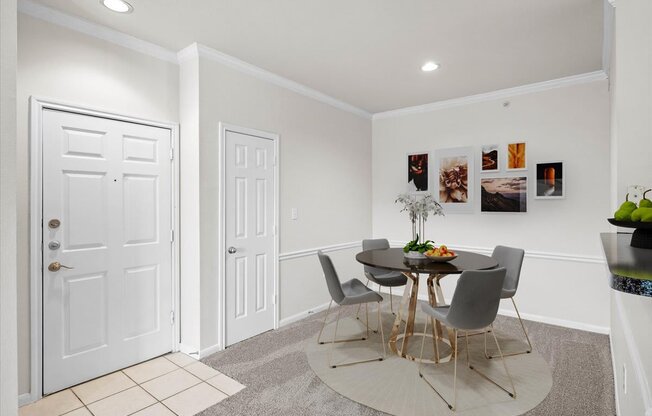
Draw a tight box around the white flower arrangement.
[395,193,444,243]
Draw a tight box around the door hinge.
[170,310,175,326]
[170,229,175,243]
[169,147,174,160]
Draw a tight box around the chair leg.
[328,303,386,369]
[485,298,532,359]
[355,279,371,320]
[319,301,367,345]
[470,324,516,399]
[317,300,333,345]
[419,323,459,411]
[389,287,394,315]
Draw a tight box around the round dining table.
[355,247,498,362]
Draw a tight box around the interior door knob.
[227,247,237,254]
[48,262,74,272]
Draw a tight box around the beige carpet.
[199,298,615,416]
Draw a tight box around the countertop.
[601,232,652,297]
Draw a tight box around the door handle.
[48,262,74,272]
[227,247,237,254]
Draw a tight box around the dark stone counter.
[601,233,652,298]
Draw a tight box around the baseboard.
[178,343,201,359]
[198,343,222,359]
[497,308,610,335]
[374,287,610,335]
[18,393,34,407]
[279,301,331,327]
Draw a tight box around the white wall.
[0,0,19,414]
[372,81,612,331]
[178,50,372,351]
[609,1,652,414]
[16,14,179,395]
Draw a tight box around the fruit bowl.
[607,218,652,249]
[424,253,458,263]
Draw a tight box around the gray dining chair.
[316,251,386,368]
[359,238,407,315]
[484,245,532,358]
[418,268,516,411]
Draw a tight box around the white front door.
[42,109,174,394]
[225,130,276,347]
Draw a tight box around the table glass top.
[355,247,498,274]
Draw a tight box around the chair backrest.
[317,251,346,304]
[446,268,507,330]
[491,245,525,293]
[362,238,391,276]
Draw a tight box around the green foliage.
[403,235,434,253]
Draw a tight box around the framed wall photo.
[406,152,429,193]
[434,147,474,214]
[506,142,527,171]
[481,144,499,172]
[535,161,565,199]
[481,177,528,213]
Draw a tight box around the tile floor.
[20,352,246,416]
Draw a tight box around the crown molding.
[18,0,178,64]
[373,70,608,120]
[180,43,372,120]
[18,0,372,120]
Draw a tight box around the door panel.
[225,130,275,346]
[42,109,173,394]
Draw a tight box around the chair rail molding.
[388,241,605,265]
[279,241,362,261]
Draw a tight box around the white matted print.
[481,144,499,172]
[535,161,565,199]
[506,142,527,171]
[406,152,430,193]
[481,177,528,213]
[435,147,474,214]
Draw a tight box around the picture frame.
[481,144,500,173]
[434,146,474,214]
[481,176,528,213]
[506,141,527,171]
[406,152,430,193]
[535,161,565,199]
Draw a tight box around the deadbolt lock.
[48,219,61,229]
[48,262,74,272]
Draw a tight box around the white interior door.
[225,130,276,347]
[42,109,174,394]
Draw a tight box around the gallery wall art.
[435,147,474,213]
[536,161,565,199]
[507,142,527,171]
[481,144,499,172]
[481,177,528,213]
[407,152,429,193]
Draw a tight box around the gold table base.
[388,272,456,363]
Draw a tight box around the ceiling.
[28,0,604,114]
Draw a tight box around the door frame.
[28,96,180,402]
[218,122,280,350]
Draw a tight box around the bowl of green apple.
[609,190,652,249]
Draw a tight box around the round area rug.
[305,304,552,416]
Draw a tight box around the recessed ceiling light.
[421,62,439,72]
[101,0,133,13]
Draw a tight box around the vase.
[404,251,427,259]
